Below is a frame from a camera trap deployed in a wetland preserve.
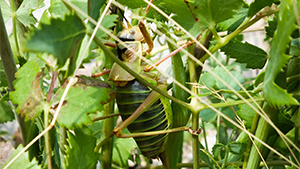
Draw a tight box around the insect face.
[117,26,144,42]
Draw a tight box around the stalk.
[246,103,277,169]
[0,7,30,145]
[100,101,115,169]
[100,45,115,169]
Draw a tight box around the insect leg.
[144,41,195,72]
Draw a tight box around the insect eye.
[129,29,135,35]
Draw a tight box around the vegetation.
[0,0,299,168]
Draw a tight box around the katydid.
[93,19,201,168]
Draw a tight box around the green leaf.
[113,137,137,167]
[199,109,217,122]
[219,8,248,32]
[226,165,240,169]
[15,0,44,27]
[265,14,278,38]
[212,143,225,160]
[221,39,267,69]
[0,101,15,123]
[0,0,11,23]
[9,60,44,121]
[215,66,245,91]
[199,149,217,168]
[263,0,299,107]
[228,142,247,155]
[222,106,237,129]
[49,0,87,20]
[236,103,256,128]
[24,13,86,69]
[188,0,244,29]
[65,127,100,169]
[88,0,106,24]
[0,60,8,87]
[247,0,276,17]
[4,144,41,169]
[52,77,110,129]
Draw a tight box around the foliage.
[1,0,299,169]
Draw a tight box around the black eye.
[129,29,135,35]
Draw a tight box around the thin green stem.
[222,129,237,169]
[196,97,265,112]
[44,104,52,169]
[9,0,21,56]
[201,121,209,150]
[200,8,280,63]
[242,102,262,169]
[192,111,199,169]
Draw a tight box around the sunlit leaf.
[0,0,11,23]
[221,38,267,69]
[9,60,44,121]
[15,0,44,27]
[113,137,137,167]
[65,127,100,169]
[4,145,41,169]
[52,77,110,128]
[188,0,244,29]
[263,0,299,107]
[24,13,86,69]
[247,0,276,17]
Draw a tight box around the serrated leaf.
[228,142,247,155]
[9,60,44,121]
[4,144,40,169]
[0,101,15,123]
[219,8,248,32]
[113,137,137,167]
[24,13,86,69]
[247,0,276,17]
[263,0,299,107]
[15,0,44,27]
[188,0,244,29]
[221,39,267,69]
[0,0,11,23]
[65,127,100,169]
[49,0,87,20]
[53,79,110,129]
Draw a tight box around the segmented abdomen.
[115,80,169,158]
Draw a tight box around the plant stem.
[200,8,280,63]
[246,103,277,169]
[201,121,209,150]
[9,0,21,56]
[142,160,291,169]
[0,6,30,146]
[242,102,261,169]
[44,104,52,169]
[101,101,115,169]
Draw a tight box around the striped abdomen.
[115,80,169,158]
